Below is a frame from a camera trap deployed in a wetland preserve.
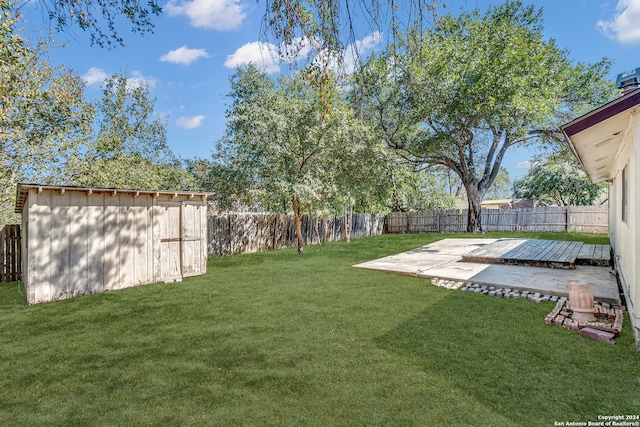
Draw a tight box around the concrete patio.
[353,238,621,304]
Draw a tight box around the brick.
[555,315,565,326]
[579,327,616,344]
[563,319,573,329]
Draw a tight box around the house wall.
[22,187,208,305]
[609,112,640,344]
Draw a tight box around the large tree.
[0,0,93,221]
[64,73,195,190]
[513,150,606,206]
[356,1,613,232]
[215,64,381,254]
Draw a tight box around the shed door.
[158,203,183,281]
[157,202,205,281]
[180,203,205,277]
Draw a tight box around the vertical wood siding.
[21,188,208,304]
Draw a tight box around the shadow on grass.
[376,291,640,425]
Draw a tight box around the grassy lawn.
[0,232,638,426]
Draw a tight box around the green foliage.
[484,167,512,200]
[64,73,194,191]
[215,64,389,249]
[356,0,614,231]
[386,164,457,212]
[261,1,441,66]
[36,0,161,47]
[216,64,399,251]
[513,152,606,206]
[0,0,93,222]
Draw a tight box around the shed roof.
[15,183,214,213]
[562,89,640,184]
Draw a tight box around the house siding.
[609,113,640,344]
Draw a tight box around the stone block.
[563,319,573,329]
[579,327,616,344]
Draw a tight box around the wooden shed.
[15,183,213,305]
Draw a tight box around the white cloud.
[165,0,246,30]
[160,45,210,65]
[339,31,383,74]
[127,71,158,89]
[515,161,532,170]
[82,67,108,86]
[176,115,206,129]
[596,0,640,44]
[82,68,157,90]
[224,41,281,74]
[224,32,382,75]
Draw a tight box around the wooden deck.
[462,239,610,269]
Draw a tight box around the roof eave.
[15,183,215,214]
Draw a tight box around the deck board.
[461,239,595,269]
[462,240,611,268]
[576,244,610,267]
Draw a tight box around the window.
[622,165,629,223]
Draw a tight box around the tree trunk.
[291,195,305,255]
[343,204,353,243]
[466,185,485,233]
[322,212,328,244]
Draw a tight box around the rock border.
[430,279,625,343]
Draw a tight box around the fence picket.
[0,224,21,282]
[386,206,608,234]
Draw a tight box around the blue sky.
[21,0,640,181]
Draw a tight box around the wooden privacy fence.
[386,205,608,234]
[0,224,21,282]
[208,213,386,257]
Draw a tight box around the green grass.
[0,232,638,426]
